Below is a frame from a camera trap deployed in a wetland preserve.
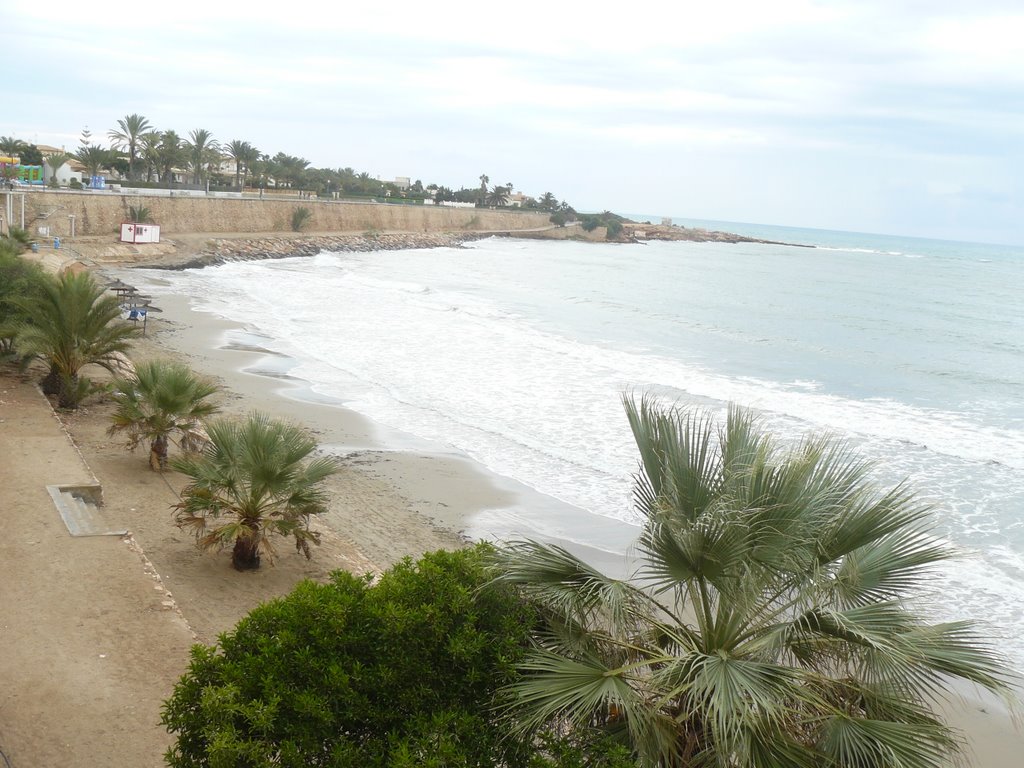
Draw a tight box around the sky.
[3,0,1023,244]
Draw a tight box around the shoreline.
[126,285,635,576]
[3,234,1021,765]
[111,250,1024,766]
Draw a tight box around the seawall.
[8,191,551,237]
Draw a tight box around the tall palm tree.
[108,359,221,471]
[172,412,339,570]
[139,131,161,183]
[15,272,138,409]
[157,130,186,185]
[539,192,558,211]
[493,397,1015,768]
[185,128,217,185]
[240,143,261,189]
[108,113,153,180]
[226,139,253,188]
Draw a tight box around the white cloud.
[5,0,1023,241]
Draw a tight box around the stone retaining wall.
[13,191,550,237]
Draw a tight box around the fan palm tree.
[493,396,1015,768]
[478,173,490,205]
[15,271,138,408]
[108,359,221,471]
[172,412,339,570]
[108,113,153,180]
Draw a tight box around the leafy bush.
[68,178,82,190]
[291,206,312,231]
[162,546,539,767]
[0,250,49,355]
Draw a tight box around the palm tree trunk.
[57,373,79,410]
[150,434,169,471]
[41,364,61,395]
[232,527,261,570]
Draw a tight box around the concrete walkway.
[0,372,194,767]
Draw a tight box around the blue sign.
[90,175,106,190]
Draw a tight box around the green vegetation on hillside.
[579,210,630,239]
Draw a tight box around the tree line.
[1,116,572,213]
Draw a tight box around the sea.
[133,219,1024,663]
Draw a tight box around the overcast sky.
[4,0,1022,244]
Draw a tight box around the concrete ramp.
[46,483,127,537]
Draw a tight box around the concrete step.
[46,484,127,537]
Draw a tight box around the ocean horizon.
[133,219,1024,664]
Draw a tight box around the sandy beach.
[2,239,1023,766]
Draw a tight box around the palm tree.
[270,153,310,188]
[479,173,489,205]
[185,128,217,185]
[44,152,71,185]
[539,192,558,211]
[15,272,138,408]
[226,139,253,188]
[0,136,28,157]
[493,397,1015,768]
[240,143,261,189]
[139,131,161,183]
[108,359,221,470]
[172,412,339,570]
[486,185,510,207]
[74,145,111,178]
[108,113,153,180]
[156,130,186,185]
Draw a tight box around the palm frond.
[171,411,338,569]
[494,398,1016,766]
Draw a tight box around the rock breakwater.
[147,232,488,270]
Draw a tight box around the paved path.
[0,372,194,767]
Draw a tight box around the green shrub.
[68,178,82,190]
[162,546,538,768]
[0,251,49,355]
